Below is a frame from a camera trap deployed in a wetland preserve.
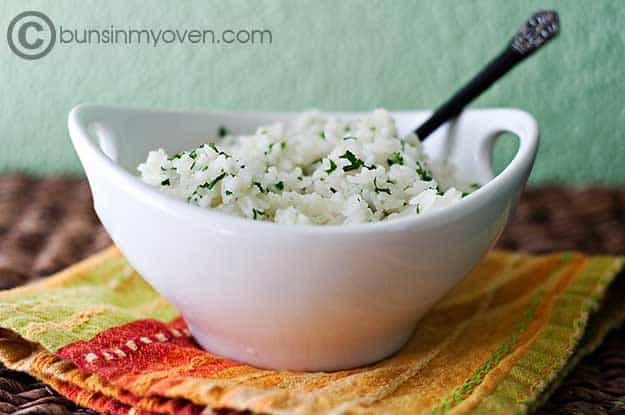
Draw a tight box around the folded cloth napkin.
[0,247,622,415]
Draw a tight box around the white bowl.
[68,105,538,371]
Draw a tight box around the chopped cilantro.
[207,142,230,158]
[225,190,233,196]
[343,136,357,141]
[269,181,284,193]
[470,183,481,189]
[167,152,184,161]
[462,191,469,197]
[325,159,337,174]
[416,161,433,181]
[218,126,229,137]
[319,131,326,140]
[160,178,171,186]
[387,152,404,166]
[252,208,265,220]
[374,177,391,195]
[199,172,227,191]
[416,204,421,214]
[188,149,197,159]
[252,182,266,193]
[264,141,286,154]
[209,172,227,189]
[340,151,364,172]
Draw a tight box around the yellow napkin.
[0,247,622,415]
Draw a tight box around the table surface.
[1,174,625,415]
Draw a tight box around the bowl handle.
[446,109,539,185]
[68,104,120,163]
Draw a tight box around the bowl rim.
[68,104,539,236]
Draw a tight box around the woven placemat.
[1,174,625,414]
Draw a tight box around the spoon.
[415,10,560,141]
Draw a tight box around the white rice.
[138,109,475,225]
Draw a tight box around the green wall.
[1,0,624,183]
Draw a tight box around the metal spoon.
[415,10,560,141]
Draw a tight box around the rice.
[137,109,474,225]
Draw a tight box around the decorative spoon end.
[511,10,560,56]
[415,10,560,141]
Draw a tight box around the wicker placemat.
[1,174,625,414]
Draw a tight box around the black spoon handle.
[415,10,560,141]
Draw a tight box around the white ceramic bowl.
[68,105,538,371]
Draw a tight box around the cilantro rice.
[138,109,473,225]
